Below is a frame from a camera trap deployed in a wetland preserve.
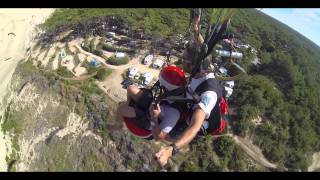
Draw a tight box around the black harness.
[193,78,224,133]
[152,77,225,136]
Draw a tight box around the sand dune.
[0,8,54,172]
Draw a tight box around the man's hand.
[192,14,201,32]
[149,104,161,121]
[191,12,204,45]
[155,146,173,167]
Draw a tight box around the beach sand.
[0,8,54,172]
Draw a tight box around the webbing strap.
[155,86,187,104]
[187,86,201,103]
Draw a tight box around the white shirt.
[158,104,180,133]
[186,73,218,119]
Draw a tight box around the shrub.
[93,49,103,57]
[37,61,42,68]
[213,136,235,158]
[82,39,91,52]
[107,56,129,65]
[101,43,117,52]
[57,66,74,77]
[101,43,135,54]
[94,68,112,81]
[82,61,98,74]
[89,38,96,52]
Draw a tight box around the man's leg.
[127,85,143,105]
[115,85,142,123]
[111,85,152,132]
[108,102,137,132]
[117,102,136,118]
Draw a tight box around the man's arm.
[155,107,206,167]
[149,104,168,141]
[191,13,204,45]
[151,122,168,141]
[174,107,205,148]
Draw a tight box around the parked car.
[143,54,153,65]
[152,59,164,69]
[128,67,138,79]
[142,72,153,85]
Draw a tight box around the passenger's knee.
[127,85,141,101]
[127,84,138,94]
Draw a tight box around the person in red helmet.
[155,12,229,167]
[117,65,187,141]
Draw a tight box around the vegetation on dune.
[179,136,265,171]
[100,43,135,54]
[56,66,74,78]
[229,9,320,170]
[94,68,112,81]
[107,55,129,65]
[42,8,190,38]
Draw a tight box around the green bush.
[89,38,96,52]
[82,39,91,52]
[80,80,103,96]
[107,55,129,65]
[37,61,42,68]
[213,136,235,158]
[101,43,135,53]
[93,49,103,57]
[118,47,135,53]
[94,68,112,81]
[101,43,117,52]
[284,150,310,171]
[57,66,74,77]
[82,61,98,74]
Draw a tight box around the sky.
[259,8,320,47]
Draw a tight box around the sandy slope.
[0,8,54,172]
[308,152,320,172]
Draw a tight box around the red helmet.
[159,65,187,91]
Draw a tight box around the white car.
[115,52,126,58]
[107,32,116,38]
[128,67,138,79]
[224,86,234,98]
[224,81,234,98]
[152,59,164,69]
[225,81,234,89]
[142,72,153,85]
[143,54,153,65]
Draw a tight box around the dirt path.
[230,134,278,170]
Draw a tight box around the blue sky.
[260,8,320,47]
